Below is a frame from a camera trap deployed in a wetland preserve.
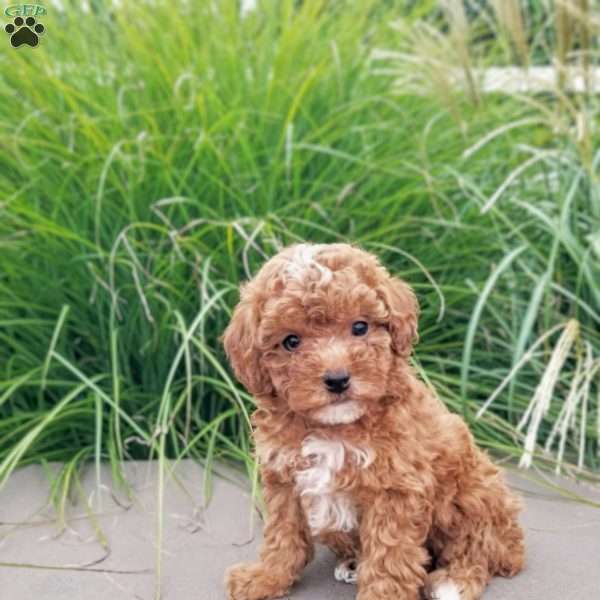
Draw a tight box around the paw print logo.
[5,16,45,48]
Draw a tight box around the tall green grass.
[0,0,598,503]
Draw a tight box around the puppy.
[223,243,524,600]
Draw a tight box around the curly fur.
[223,243,524,600]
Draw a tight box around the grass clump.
[0,0,598,498]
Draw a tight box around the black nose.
[323,371,351,394]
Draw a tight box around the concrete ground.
[1,461,599,600]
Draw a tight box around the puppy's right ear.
[376,272,419,358]
[222,286,272,397]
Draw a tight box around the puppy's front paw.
[334,558,358,584]
[225,562,291,600]
[423,582,461,600]
[423,572,462,600]
[357,579,420,600]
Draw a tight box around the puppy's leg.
[225,482,313,600]
[424,518,524,600]
[425,473,524,599]
[357,492,430,600]
[319,531,360,584]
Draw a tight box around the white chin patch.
[431,581,461,600]
[311,400,365,425]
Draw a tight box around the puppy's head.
[223,243,418,426]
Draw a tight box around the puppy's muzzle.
[323,370,351,394]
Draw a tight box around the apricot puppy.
[223,243,524,600]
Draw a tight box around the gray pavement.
[1,461,599,599]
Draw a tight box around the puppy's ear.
[376,272,419,357]
[222,286,273,397]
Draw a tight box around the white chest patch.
[295,436,374,535]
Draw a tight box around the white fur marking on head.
[311,399,366,425]
[295,436,373,535]
[431,581,461,600]
[285,243,332,284]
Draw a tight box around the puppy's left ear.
[376,272,419,357]
[222,285,273,398]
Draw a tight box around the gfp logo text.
[4,4,46,17]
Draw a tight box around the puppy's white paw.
[334,558,358,584]
[428,580,461,600]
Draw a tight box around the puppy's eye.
[351,321,368,336]
[282,334,301,351]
